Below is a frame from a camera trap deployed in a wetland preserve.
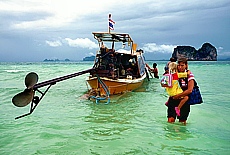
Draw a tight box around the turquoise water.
[0,61,229,155]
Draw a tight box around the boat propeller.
[12,72,38,107]
[12,68,94,119]
[25,72,38,89]
[12,88,35,108]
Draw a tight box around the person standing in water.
[146,63,159,78]
[162,62,189,117]
[166,57,195,125]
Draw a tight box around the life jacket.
[178,70,197,91]
[161,73,172,87]
[161,72,187,88]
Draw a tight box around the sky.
[0,0,230,62]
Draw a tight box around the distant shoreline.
[145,59,229,61]
[1,59,230,63]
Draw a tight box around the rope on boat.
[89,74,110,104]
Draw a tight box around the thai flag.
[109,14,115,30]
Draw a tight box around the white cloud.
[2,0,134,29]
[89,52,95,56]
[65,38,98,49]
[45,40,62,47]
[2,0,229,30]
[45,37,98,49]
[142,43,176,53]
[218,46,223,50]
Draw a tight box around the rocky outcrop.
[83,56,95,61]
[172,43,217,61]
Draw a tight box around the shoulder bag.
[187,81,203,105]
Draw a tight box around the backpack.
[160,73,172,88]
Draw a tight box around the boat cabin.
[90,32,146,80]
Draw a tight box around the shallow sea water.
[0,61,229,155]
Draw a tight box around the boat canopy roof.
[92,32,133,43]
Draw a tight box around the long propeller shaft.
[34,68,94,89]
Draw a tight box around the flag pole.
[108,13,111,33]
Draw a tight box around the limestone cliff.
[172,43,217,61]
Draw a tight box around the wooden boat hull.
[86,31,149,99]
[86,74,146,96]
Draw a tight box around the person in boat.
[163,57,177,75]
[121,66,126,76]
[126,58,138,77]
[100,42,108,55]
[166,57,195,125]
[162,62,189,117]
[146,63,159,78]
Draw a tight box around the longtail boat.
[86,32,148,103]
[12,14,150,119]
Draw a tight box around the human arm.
[146,63,154,72]
[146,63,151,70]
[172,79,194,99]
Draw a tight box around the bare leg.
[178,96,189,110]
